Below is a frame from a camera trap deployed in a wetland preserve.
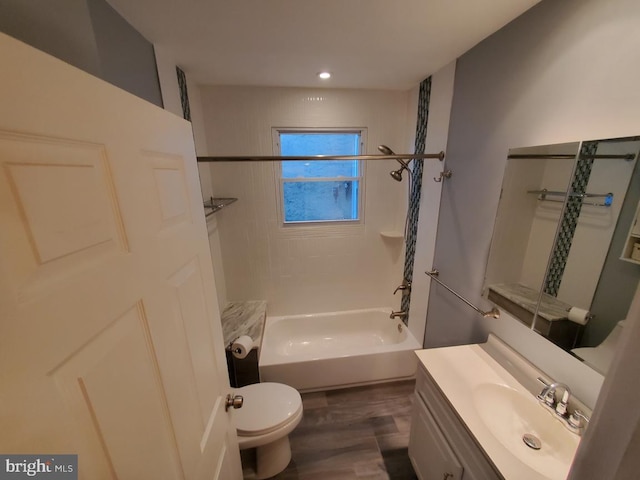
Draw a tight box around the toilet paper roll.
[231,335,254,359]
[568,307,591,326]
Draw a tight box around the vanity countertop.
[489,283,572,322]
[221,300,266,348]
[415,343,580,480]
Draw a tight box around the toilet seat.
[234,382,302,436]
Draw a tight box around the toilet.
[572,320,626,375]
[233,382,303,479]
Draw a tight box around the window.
[274,129,365,224]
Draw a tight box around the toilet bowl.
[572,320,626,375]
[234,382,303,479]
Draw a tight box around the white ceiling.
[106,0,541,90]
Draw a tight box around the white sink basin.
[472,383,580,480]
[415,339,584,480]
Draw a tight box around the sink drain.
[522,433,542,450]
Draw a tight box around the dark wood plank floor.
[269,380,418,479]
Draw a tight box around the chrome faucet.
[536,377,590,435]
[393,280,411,296]
[390,310,408,320]
[537,378,572,415]
[567,409,590,434]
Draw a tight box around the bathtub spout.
[390,310,408,320]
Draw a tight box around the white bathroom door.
[0,33,242,479]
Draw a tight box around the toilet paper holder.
[227,335,255,359]
[226,339,242,355]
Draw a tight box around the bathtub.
[258,308,421,391]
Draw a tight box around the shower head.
[378,145,396,156]
[380,144,411,181]
[390,168,405,182]
[379,144,410,167]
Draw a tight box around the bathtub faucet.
[390,310,408,320]
[393,279,411,296]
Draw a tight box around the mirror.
[485,136,640,375]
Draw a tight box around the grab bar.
[425,269,500,319]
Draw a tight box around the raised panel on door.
[52,303,183,479]
[149,153,192,231]
[168,258,219,422]
[0,32,241,479]
[0,133,128,298]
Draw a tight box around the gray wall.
[0,0,162,107]
[424,0,640,475]
[0,0,101,76]
[425,0,640,474]
[86,0,162,106]
[425,0,640,406]
[587,158,640,345]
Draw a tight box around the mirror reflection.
[485,137,640,375]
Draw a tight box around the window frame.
[272,127,367,230]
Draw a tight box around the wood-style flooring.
[247,380,419,479]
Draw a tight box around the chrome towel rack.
[527,189,613,207]
[425,269,500,319]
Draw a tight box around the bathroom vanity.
[409,356,500,480]
[409,336,584,480]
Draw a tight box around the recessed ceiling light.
[318,72,331,80]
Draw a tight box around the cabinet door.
[409,395,464,480]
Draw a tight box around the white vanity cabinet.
[409,364,502,480]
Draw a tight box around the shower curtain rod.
[507,153,635,160]
[196,151,445,162]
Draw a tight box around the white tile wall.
[520,158,574,289]
[200,86,414,315]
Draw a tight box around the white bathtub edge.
[260,348,420,391]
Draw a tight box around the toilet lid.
[234,383,302,436]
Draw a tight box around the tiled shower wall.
[199,86,415,316]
